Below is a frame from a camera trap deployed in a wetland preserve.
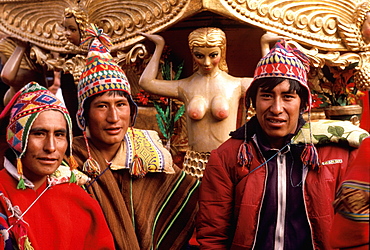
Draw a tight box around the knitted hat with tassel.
[0,81,78,189]
[76,24,143,177]
[239,40,319,171]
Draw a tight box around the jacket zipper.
[274,152,287,250]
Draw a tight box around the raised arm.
[138,33,179,98]
[1,39,28,105]
[1,39,28,88]
[260,32,288,57]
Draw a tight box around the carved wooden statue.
[139,28,253,178]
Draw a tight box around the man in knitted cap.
[72,25,199,249]
[197,41,361,249]
[0,82,114,249]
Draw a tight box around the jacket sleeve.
[330,137,370,250]
[196,149,235,249]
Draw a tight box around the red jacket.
[330,137,370,250]
[197,137,358,250]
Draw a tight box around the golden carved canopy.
[0,0,369,89]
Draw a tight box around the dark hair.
[245,77,309,112]
[83,90,137,126]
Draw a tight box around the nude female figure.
[139,27,252,178]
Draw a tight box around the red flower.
[311,93,323,108]
[136,90,150,105]
[159,97,168,105]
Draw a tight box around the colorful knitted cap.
[0,82,79,189]
[253,40,312,109]
[4,82,73,158]
[77,24,134,130]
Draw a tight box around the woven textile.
[253,40,311,107]
[77,31,131,130]
[6,82,72,158]
[110,129,175,174]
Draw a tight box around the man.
[72,25,200,249]
[196,41,363,249]
[0,82,114,249]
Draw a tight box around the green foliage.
[154,102,185,139]
[152,58,185,140]
[161,61,184,80]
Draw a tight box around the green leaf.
[313,134,331,144]
[174,105,185,122]
[161,61,171,80]
[174,61,184,80]
[154,102,166,122]
[359,133,369,143]
[328,126,344,137]
[336,95,347,106]
[156,114,168,139]
[165,105,170,121]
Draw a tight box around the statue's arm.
[1,39,29,105]
[1,40,28,88]
[138,33,179,98]
[260,32,288,57]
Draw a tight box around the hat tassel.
[82,131,100,177]
[16,158,26,190]
[130,154,146,178]
[301,143,320,171]
[237,141,253,171]
[129,127,146,178]
[68,155,78,183]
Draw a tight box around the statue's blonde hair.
[64,6,89,41]
[188,27,228,73]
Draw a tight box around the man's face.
[255,79,301,148]
[22,110,68,182]
[87,92,131,150]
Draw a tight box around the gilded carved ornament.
[0,0,369,90]
[0,0,196,53]
[213,0,370,90]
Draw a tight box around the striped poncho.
[72,132,200,250]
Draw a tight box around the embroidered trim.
[334,180,370,221]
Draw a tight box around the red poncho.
[0,166,115,250]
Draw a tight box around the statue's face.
[362,12,370,44]
[63,16,81,46]
[192,46,221,75]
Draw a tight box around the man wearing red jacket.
[196,41,364,249]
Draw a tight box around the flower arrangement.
[308,64,364,108]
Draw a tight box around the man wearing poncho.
[72,25,199,249]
